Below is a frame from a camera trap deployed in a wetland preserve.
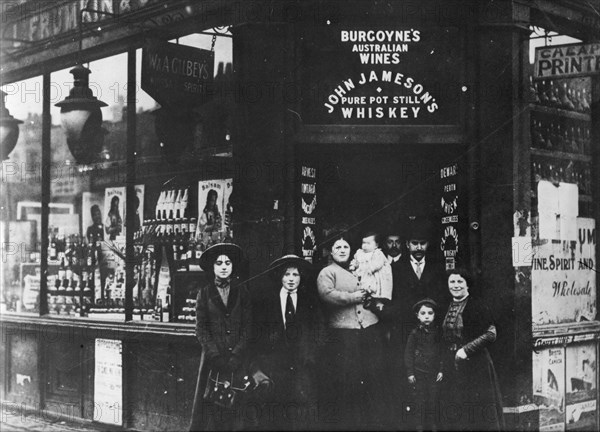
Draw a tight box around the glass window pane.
[48,54,128,320]
[134,31,233,323]
[1,76,43,315]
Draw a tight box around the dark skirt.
[319,322,390,431]
[440,348,504,431]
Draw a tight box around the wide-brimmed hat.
[267,254,312,279]
[413,298,439,313]
[199,243,243,271]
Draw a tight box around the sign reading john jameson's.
[534,43,600,79]
[302,26,461,125]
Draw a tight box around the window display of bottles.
[528,76,591,114]
[529,72,594,218]
[137,186,207,271]
[178,298,197,322]
[530,115,591,154]
[46,235,97,317]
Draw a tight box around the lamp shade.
[0,90,23,161]
[55,64,107,164]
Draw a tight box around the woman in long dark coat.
[190,243,252,431]
[250,254,324,430]
[440,267,504,431]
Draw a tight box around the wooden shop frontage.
[1,1,600,430]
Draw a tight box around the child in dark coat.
[404,298,444,432]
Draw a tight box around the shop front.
[1,1,600,430]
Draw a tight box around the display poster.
[94,339,123,425]
[196,179,231,251]
[104,187,126,243]
[20,263,40,312]
[300,166,317,262]
[82,192,105,244]
[102,186,145,242]
[134,185,145,234]
[533,347,566,431]
[439,162,459,270]
[566,343,597,430]
[303,26,461,125]
[222,180,233,241]
[532,218,596,325]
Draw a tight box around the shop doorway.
[302,143,467,266]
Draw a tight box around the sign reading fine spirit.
[532,218,596,326]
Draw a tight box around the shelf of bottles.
[46,229,99,317]
[529,75,594,218]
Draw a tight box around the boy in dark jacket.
[404,298,444,432]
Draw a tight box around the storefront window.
[131,31,234,323]
[48,54,128,320]
[1,76,43,315]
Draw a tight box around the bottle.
[93,265,101,302]
[155,190,166,237]
[162,287,171,322]
[49,229,57,261]
[58,255,67,291]
[174,189,183,236]
[548,80,559,106]
[538,80,549,105]
[166,190,175,239]
[528,76,539,103]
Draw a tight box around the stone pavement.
[1,411,124,432]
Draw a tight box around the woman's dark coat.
[441,297,505,431]
[190,279,252,431]
[250,284,325,429]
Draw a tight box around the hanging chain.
[211,34,217,52]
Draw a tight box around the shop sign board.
[303,26,462,125]
[534,43,600,79]
[533,347,566,432]
[300,165,317,262]
[532,218,596,326]
[2,0,164,45]
[566,343,597,430]
[94,338,122,425]
[142,41,214,108]
[439,162,458,270]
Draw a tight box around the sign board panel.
[94,338,123,425]
[142,41,214,108]
[532,218,596,326]
[566,343,597,430]
[533,347,566,432]
[302,26,462,125]
[534,43,600,79]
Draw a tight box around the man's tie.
[285,293,296,326]
[415,261,422,279]
[285,293,296,341]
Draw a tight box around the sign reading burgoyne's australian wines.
[303,25,461,125]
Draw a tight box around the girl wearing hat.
[190,243,252,431]
[251,254,324,430]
